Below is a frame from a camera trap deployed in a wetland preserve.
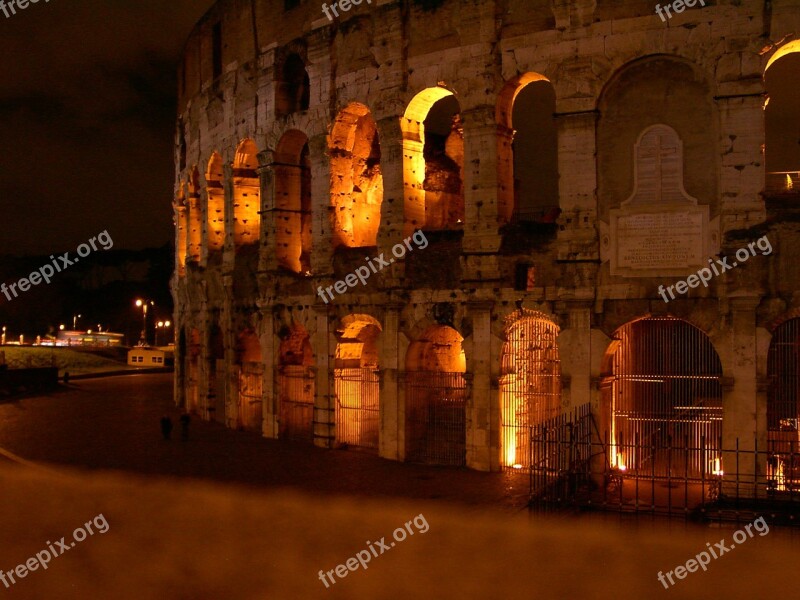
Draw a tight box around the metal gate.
[611,317,722,479]
[406,371,467,466]
[500,314,561,469]
[768,318,800,490]
[239,362,263,432]
[335,368,380,450]
[277,365,315,442]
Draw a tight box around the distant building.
[127,346,172,367]
[55,330,124,347]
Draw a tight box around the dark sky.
[0,0,214,257]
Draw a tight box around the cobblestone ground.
[0,374,528,512]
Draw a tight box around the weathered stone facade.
[173,0,800,482]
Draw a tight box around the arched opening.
[500,311,561,468]
[405,324,467,465]
[496,74,559,224]
[606,316,723,479]
[334,315,381,451]
[764,40,800,196]
[185,328,201,414]
[767,318,800,491]
[237,329,263,432]
[275,130,312,272]
[277,322,315,441]
[187,167,202,263]
[206,153,225,252]
[207,323,225,422]
[233,139,261,247]
[275,52,310,117]
[401,87,464,235]
[174,183,188,276]
[329,103,383,249]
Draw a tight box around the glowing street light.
[155,320,172,347]
[135,299,155,346]
[73,314,82,330]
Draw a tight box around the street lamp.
[1,326,5,346]
[155,320,172,347]
[73,314,82,330]
[135,299,154,346]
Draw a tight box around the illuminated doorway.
[405,325,467,465]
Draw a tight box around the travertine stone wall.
[171,0,800,475]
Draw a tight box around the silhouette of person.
[160,416,173,440]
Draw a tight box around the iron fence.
[515,410,800,523]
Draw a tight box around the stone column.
[722,295,763,497]
[461,106,501,282]
[379,302,402,460]
[259,303,278,438]
[556,302,593,413]
[312,303,334,448]
[716,93,766,233]
[257,149,279,273]
[222,163,235,274]
[555,108,598,261]
[466,300,494,471]
[376,118,406,285]
[308,133,334,277]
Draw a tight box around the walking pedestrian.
[180,413,190,441]
[160,416,173,440]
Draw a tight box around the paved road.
[0,374,528,511]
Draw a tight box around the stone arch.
[405,324,467,465]
[764,39,800,192]
[275,52,310,117]
[401,87,464,235]
[237,329,263,432]
[277,322,315,441]
[232,139,261,247]
[597,55,717,218]
[766,316,800,490]
[275,129,312,272]
[206,153,225,252]
[334,314,382,450]
[329,102,383,249]
[496,73,559,224]
[499,310,562,468]
[602,315,724,479]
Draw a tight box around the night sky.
[0,0,214,257]
[0,1,797,257]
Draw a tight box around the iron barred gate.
[335,368,380,450]
[277,365,315,442]
[405,371,467,466]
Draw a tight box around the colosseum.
[173,0,800,509]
